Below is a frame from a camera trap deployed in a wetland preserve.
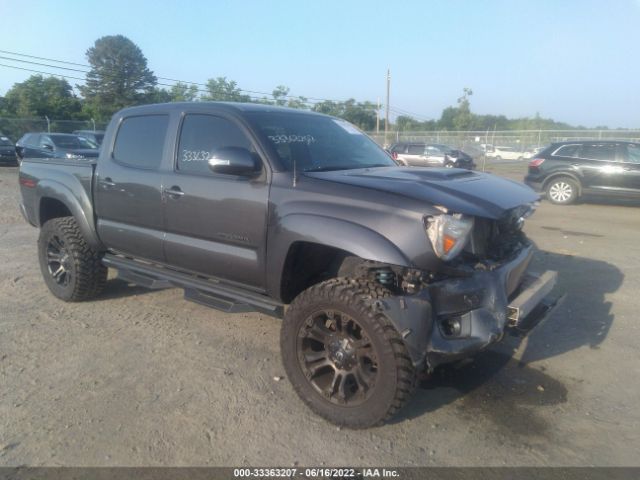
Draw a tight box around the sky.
[1,0,639,128]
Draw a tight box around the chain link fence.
[367,129,640,155]
[0,117,108,142]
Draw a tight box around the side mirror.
[208,147,260,176]
[42,143,54,151]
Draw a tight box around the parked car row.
[15,132,102,161]
[0,135,18,165]
[0,131,105,166]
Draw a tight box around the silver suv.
[390,142,475,169]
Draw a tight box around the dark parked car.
[73,130,105,146]
[525,141,640,205]
[389,142,475,169]
[16,133,100,161]
[19,102,558,428]
[0,135,18,165]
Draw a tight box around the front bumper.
[379,244,560,369]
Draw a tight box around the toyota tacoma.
[18,102,559,428]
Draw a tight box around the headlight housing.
[425,213,474,261]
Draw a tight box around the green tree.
[79,35,157,120]
[202,77,250,102]
[312,99,378,130]
[2,75,83,119]
[168,82,200,102]
[452,87,473,130]
[272,85,289,106]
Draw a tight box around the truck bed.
[18,157,97,231]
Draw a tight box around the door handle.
[99,177,116,188]
[163,186,185,198]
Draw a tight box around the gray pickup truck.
[18,102,559,428]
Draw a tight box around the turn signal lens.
[425,213,474,261]
[443,235,457,254]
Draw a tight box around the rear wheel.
[546,177,579,205]
[38,217,107,301]
[281,278,416,429]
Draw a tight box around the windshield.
[50,135,98,149]
[0,136,13,146]
[246,112,396,172]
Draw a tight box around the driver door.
[162,113,269,289]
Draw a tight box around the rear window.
[50,135,97,149]
[407,145,425,155]
[113,115,169,169]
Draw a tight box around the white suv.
[486,146,525,161]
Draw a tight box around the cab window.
[177,114,255,175]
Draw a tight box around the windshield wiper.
[359,164,393,169]
[303,166,351,172]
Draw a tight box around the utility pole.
[376,98,380,136]
[384,69,390,147]
[45,116,50,133]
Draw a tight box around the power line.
[0,49,434,119]
[0,62,277,104]
[0,56,310,104]
[0,49,331,104]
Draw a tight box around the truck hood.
[305,167,539,219]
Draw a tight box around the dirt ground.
[0,163,639,466]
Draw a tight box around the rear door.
[575,143,625,193]
[620,143,640,195]
[94,114,169,262]
[403,144,426,166]
[162,112,269,289]
[423,145,446,166]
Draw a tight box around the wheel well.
[280,242,358,304]
[39,198,72,226]
[543,174,582,194]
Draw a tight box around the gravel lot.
[0,163,639,466]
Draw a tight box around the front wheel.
[546,177,579,205]
[281,278,416,429]
[38,217,107,301]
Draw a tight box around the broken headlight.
[425,213,474,261]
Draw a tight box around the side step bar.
[102,254,284,318]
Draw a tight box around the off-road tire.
[38,217,107,301]
[546,177,579,205]
[281,278,416,428]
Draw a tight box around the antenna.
[292,153,297,187]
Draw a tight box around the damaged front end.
[367,204,560,371]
